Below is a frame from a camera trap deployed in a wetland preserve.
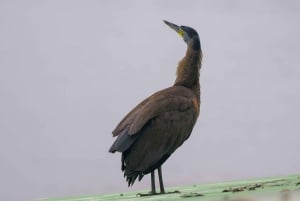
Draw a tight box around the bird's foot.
[136,190,180,197]
[136,192,155,197]
[136,191,157,197]
[164,190,181,194]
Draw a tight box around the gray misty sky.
[0,1,300,201]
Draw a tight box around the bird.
[109,20,202,195]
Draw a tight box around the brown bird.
[109,20,202,195]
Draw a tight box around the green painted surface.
[37,174,300,201]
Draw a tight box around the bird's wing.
[112,86,197,137]
[109,86,198,154]
[123,106,198,174]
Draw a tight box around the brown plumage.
[109,20,202,194]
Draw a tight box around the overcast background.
[1,1,300,201]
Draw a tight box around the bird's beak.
[163,20,184,38]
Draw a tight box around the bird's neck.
[174,45,202,100]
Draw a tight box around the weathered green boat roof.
[37,174,300,201]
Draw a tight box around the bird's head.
[163,20,200,51]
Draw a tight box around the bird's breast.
[192,97,200,115]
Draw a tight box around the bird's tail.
[121,153,144,186]
[124,169,144,187]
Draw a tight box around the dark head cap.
[163,20,200,50]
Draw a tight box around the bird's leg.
[151,170,156,194]
[137,171,157,197]
[137,168,180,196]
[157,166,180,195]
[158,166,165,193]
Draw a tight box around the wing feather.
[112,86,195,137]
[109,86,199,154]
